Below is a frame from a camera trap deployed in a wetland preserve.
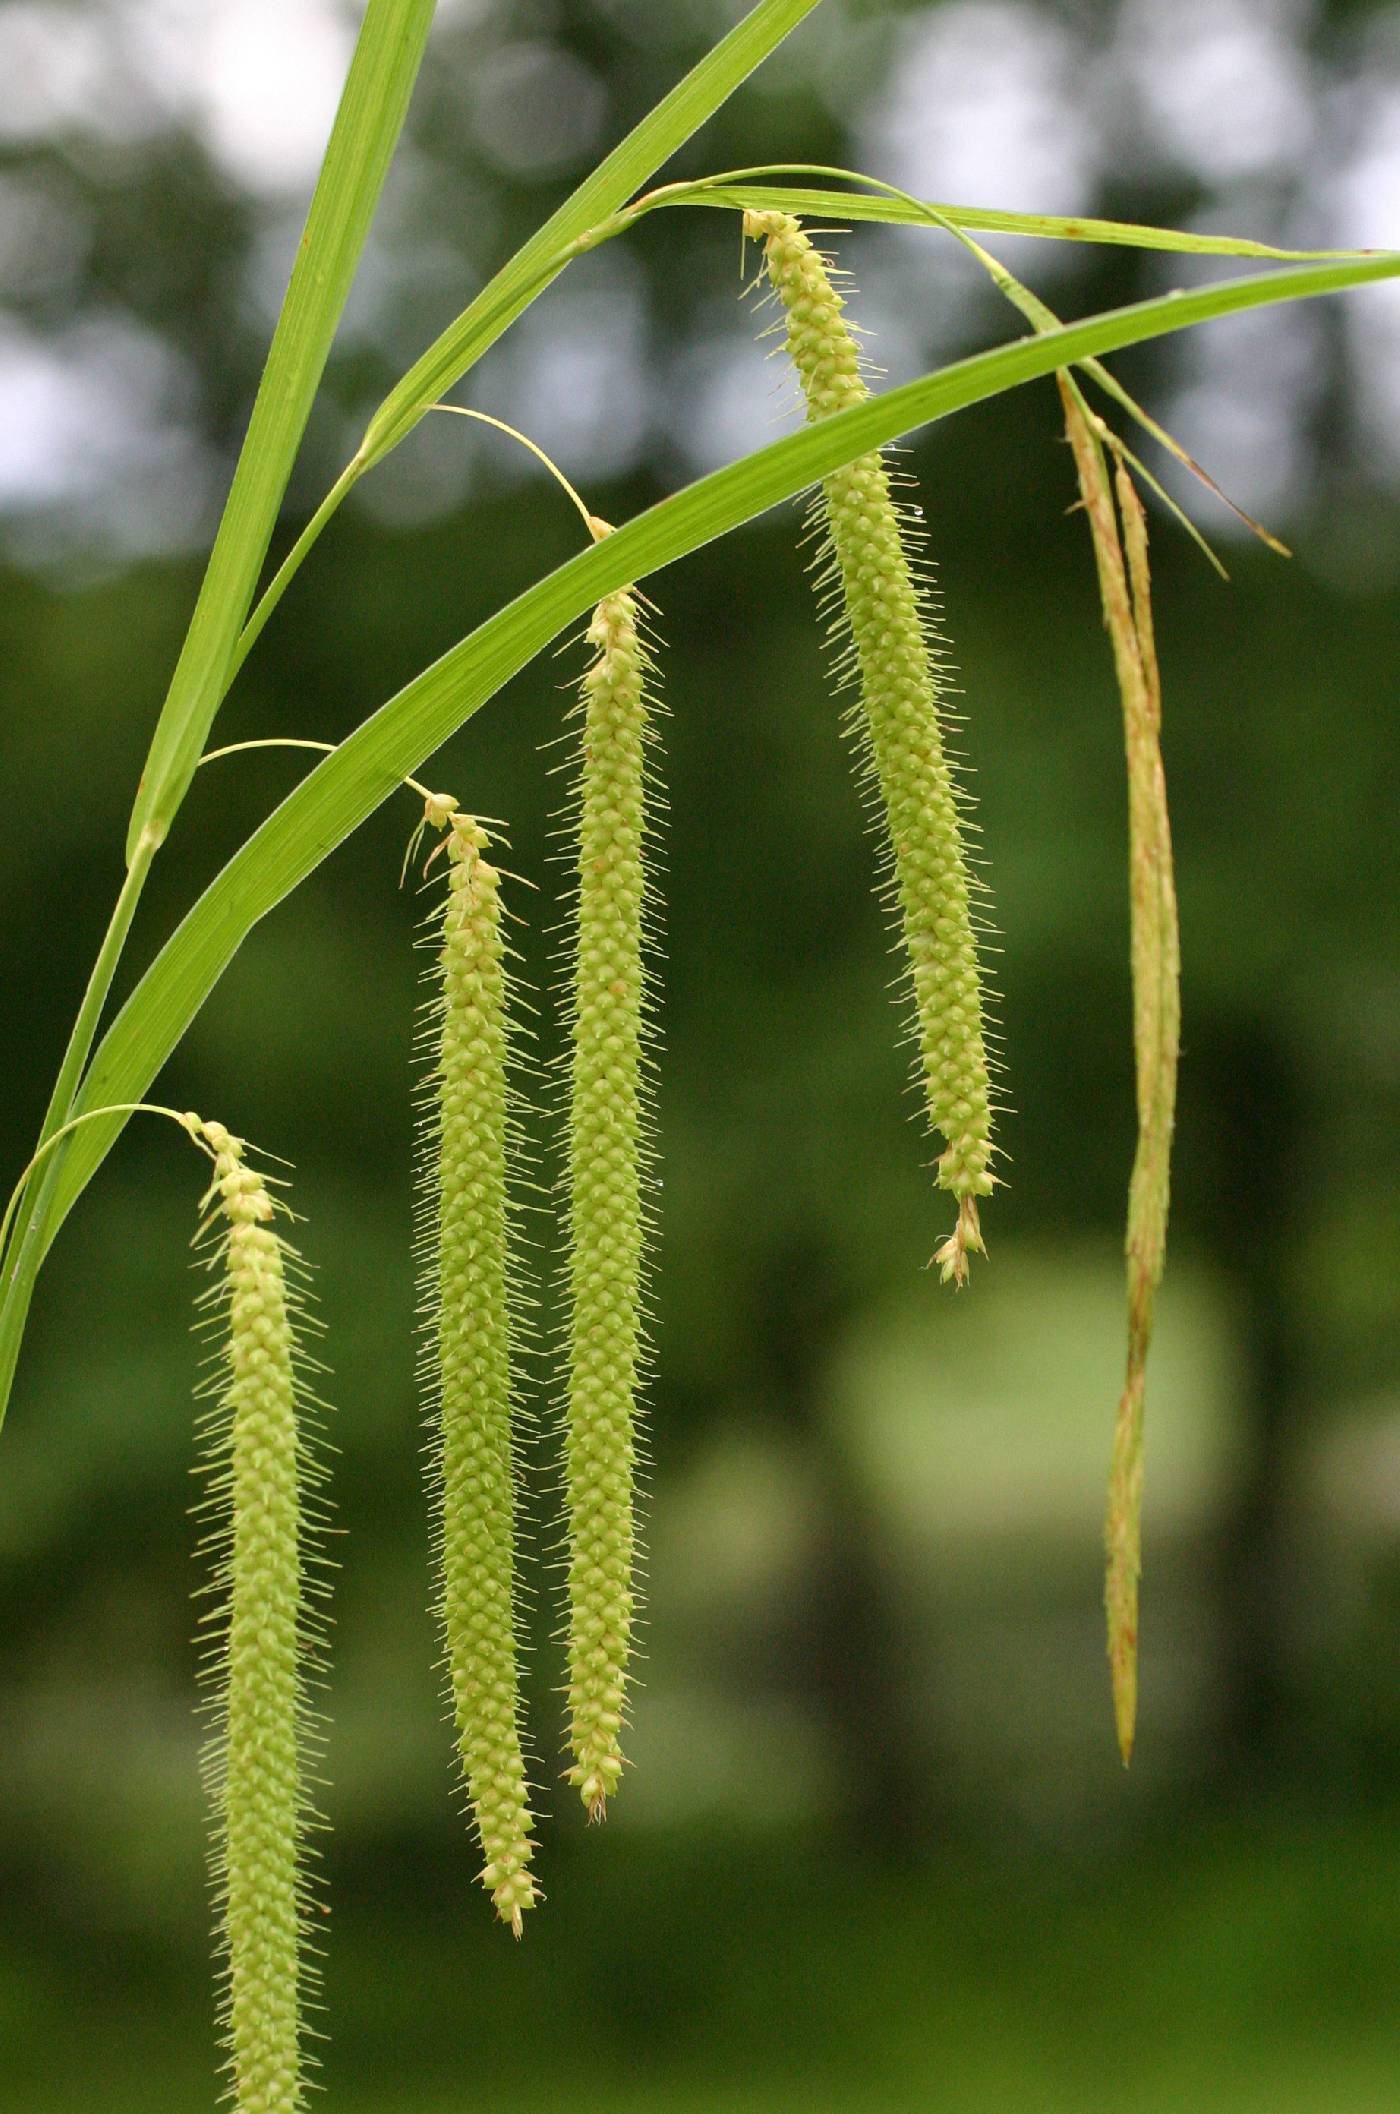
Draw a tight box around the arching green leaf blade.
[126,0,439,861]
[671,181,1383,260]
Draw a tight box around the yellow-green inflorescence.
[192,1119,329,2114]
[1059,384,1181,1764]
[561,569,660,1819]
[416,811,538,1933]
[746,209,998,1282]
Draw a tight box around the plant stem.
[230,459,365,684]
[0,1102,200,1262]
[0,829,157,1436]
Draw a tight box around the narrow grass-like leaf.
[127,0,437,861]
[924,209,1285,560]
[4,250,1398,1432]
[232,0,823,667]
[664,181,1382,260]
[0,0,825,1431]
[24,256,1400,1224]
[0,3,438,1411]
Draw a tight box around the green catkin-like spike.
[1059,378,1181,1764]
[194,1119,327,2114]
[417,813,537,1933]
[744,209,996,1282]
[562,577,658,1819]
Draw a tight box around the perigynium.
[744,208,998,1283]
[416,809,538,1932]
[192,1119,330,2114]
[559,559,661,1820]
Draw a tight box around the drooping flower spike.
[558,538,663,1819]
[415,807,538,1932]
[745,209,999,1283]
[191,1118,331,2114]
[4,1100,333,2112]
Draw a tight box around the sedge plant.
[2,0,1398,2096]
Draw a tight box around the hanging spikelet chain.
[192,1119,330,2114]
[560,558,662,1820]
[744,208,998,1283]
[415,809,538,1934]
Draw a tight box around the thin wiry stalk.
[192,1121,332,2113]
[414,814,538,1933]
[557,581,664,1819]
[744,208,999,1283]
[1059,376,1181,1766]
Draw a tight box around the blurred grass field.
[6,1818,1397,2113]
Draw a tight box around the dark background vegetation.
[2,1,1398,2107]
